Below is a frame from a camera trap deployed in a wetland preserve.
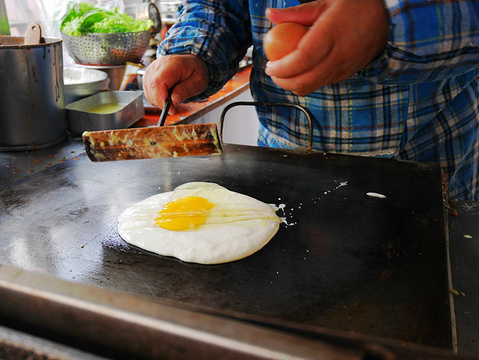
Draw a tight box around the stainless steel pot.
[0,36,67,151]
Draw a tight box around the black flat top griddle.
[0,141,452,349]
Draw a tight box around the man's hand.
[143,54,209,114]
[264,0,389,95]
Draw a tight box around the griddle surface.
[0,142,451,348]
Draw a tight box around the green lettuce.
[61,2,153,36]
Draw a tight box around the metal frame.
[0,263,471,360]
[219,101,313,151]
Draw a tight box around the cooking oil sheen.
[88,102,124,114]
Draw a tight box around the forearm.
[158,0,252,100]
[362,0,479,84]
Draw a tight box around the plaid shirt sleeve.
[158,0,252,101]
[362,0,479,84]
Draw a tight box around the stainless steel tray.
[66,91,144,135]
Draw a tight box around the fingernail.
[171,93,180,107]
[265,8,278,15]
[264,61,272,75]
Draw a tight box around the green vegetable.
[61,2,153,36]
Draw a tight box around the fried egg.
[118,182,281,264]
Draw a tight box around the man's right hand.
[143,54,209,115]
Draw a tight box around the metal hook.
[219,101,313,151]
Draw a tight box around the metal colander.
[62,31,150,65]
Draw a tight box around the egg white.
[117,182,281,264]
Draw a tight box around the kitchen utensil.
[0,34,66,150]
[0,141,452,349]
[66,91,144,135]
[158,88,173,127]
[61,31,150,65]
[136,1,162,34]
[63,67,110,104]
[83,123,222,161]
[75,64,126,91]
[82,88,222,161]
[24,22,42,45]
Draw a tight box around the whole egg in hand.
[263,22,309,61]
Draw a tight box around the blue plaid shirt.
[159,0,479,200]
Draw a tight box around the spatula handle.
[157,87,174,127]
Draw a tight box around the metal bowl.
[73,64,125,91]
[62,31,150,65]
[64,67,110,104]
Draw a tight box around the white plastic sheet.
[35,0,125,38]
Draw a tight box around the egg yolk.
[155,196,215,231]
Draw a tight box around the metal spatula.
[82,89,223,162]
